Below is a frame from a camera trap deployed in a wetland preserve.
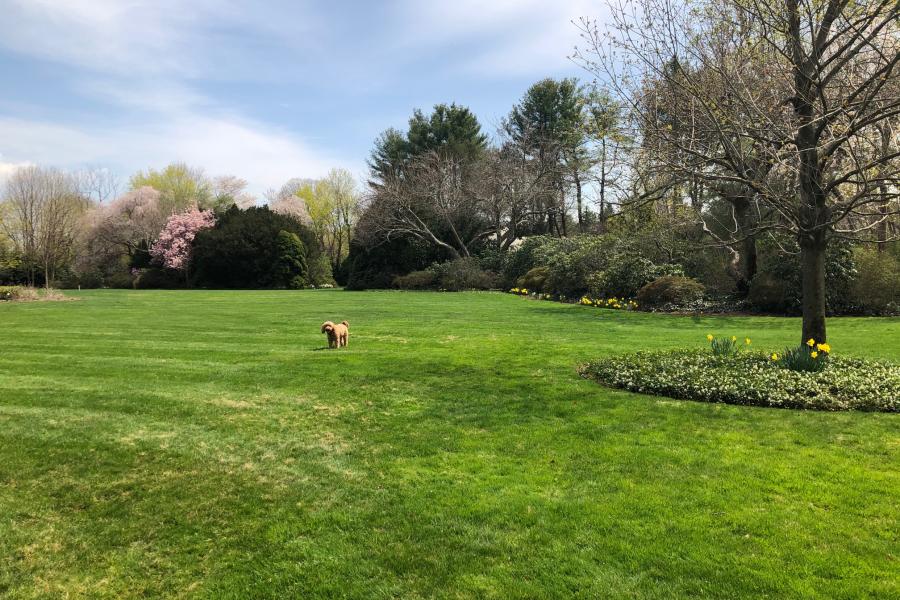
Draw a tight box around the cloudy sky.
[0,0,602,197]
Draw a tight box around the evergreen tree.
[274,230,308,289]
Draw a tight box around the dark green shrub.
[58,269,105,289]
[747,273,791,313]
[503,236,552,285]
[345,236,447,290]
[307,254,335,287]
[135,267,183,289]
[588,256,684,299]
[536,235,614,298]
[636,276,705,307]
[192,206,321,288]
[680,246,735,294]
[476,246,507,276]
[105,272,135,289]
[274,230,309,289]
[749,236,856,315]
[393,270,437,290]
[433,258,497,291]
[517,266,550,292]
[850,247,900,315]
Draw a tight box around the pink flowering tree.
[149,207,215,284]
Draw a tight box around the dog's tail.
[341,320,349,328]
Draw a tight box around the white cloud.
[0,1,355,194]
[0,0,319,80]
[0,0,604,195]
[0,158,34,186]
[0,115,349,197]
[395,0,601,76]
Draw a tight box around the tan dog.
[321,320,350,348]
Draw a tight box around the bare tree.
[468,143,559,250]
[1,166,88,286]
[359,152,492,258]
[76,167,120,205]
[576,0,900,342]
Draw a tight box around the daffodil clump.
[578,296,639,311]
[508,288,639,310]
[579,350,899,412]
[706,333,751,357]
[774,338,832,372]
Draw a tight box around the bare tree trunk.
[876,121,893,252]
[574,170,583,233]
[800,231,827,344]
[559,185,568,237]
[732,196,757,294]
[797,124,829,343]
[791,0,828,344]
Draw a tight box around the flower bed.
[579,349,899,412]
[508,288,637,310]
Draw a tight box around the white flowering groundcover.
[579,350,900,412]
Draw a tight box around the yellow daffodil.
[811,351,819,359]
[817,343,831,353]
[806,338,815,347]
[745,338,751,345]
[706,334,714,342]
[731,336,737,342]
[771,353,779,360]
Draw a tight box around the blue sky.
[0,0,602,197]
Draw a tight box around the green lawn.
[1,290,898,598]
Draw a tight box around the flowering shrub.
[579,350,899,412]
[150,208,216,273]
[775,338,831,372]
[636,276,705,307]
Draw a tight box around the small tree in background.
[149,208,215,284]
[274,230,308,289]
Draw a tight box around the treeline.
[0,163,359,289]
[343,0,900,338]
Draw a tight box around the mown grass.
[0,290,898,598]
